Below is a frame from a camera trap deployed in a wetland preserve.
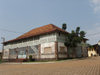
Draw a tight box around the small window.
[44,47,52,54]
[34,36,40,40]
[60,47,65,53]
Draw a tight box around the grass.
[23,57,88,63]
[0,57,89,64]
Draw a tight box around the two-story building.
[88,43,100,57]
[3,24,88,61]
[3,24,69,61]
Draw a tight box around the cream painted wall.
[88,49,98,57]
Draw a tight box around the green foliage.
[80,31,86,38]
[65,26,86,58]
[65,26,86,48]
[29,55,32,61]
[87,44,93,49]
[76,27,80,36]
[0,59,2,63]
[62,23,67,30]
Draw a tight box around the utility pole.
[1,37,5,60]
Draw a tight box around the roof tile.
[4,24,68,43]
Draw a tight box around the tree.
[62,23,67,30]
[65,27,86,58]
[80,31,86,38]
[76,27,80,36]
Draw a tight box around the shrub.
[0,59,2,63]
[29,55,32,61]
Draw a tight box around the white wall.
[3,32,69,60]
[56,32,67,43]
[3,33,57,59]
[58,42,67,58]
[4,33,57,50]
[58,42,67,52]
[3,49,9,59]
[40,42,55,59]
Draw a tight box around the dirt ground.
[0,57,100,75]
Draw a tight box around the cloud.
[89,0,100,13]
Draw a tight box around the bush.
[29,55,32,61]
[0,59,2,63]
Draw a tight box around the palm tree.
[80,31,85,38]
[62,23,67,30]
[76,27,80,36]
[65,27,86,58]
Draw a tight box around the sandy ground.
[0,57,100,75]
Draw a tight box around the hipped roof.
[4,24,68,44]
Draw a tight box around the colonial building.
[3,24,68,61]
[88,44,100,57]
[3,24,88,61]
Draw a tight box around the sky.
[0,0,100,50]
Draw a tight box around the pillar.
[55,42,58,60]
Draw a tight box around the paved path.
[0,57,100,75]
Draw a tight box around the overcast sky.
[0,0,100,50]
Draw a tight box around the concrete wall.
[75,46,82,57]
[66,42,88,58]
[3,32,57,59]
[56,32,67,43]
[4,33,57,50]
[3,32,69,60]
[58,42,67,58]
[40,42,55,59]
[3,49,9,59]
[88,49,98,57]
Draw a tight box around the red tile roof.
[4,24,68,44]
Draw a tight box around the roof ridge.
[49,24,63,30]
[4,24,68,43]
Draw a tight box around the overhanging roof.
[4,24,68,44]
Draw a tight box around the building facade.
[88,44,100,57]
[3,24,68,61]
[3,24,88,61]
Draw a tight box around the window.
[10,49,16,55]
[19,50,26,55]
[34,36,40,40]
[44,47,52,54]
[60,47,65,53]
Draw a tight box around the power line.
[86,32,100,36]
[0,27,100,37]
[0,28,24,34]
